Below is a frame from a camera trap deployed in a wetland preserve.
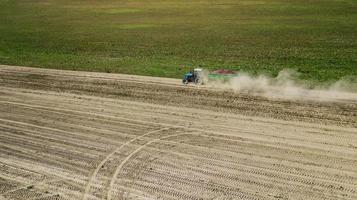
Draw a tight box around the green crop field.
[0,0,356,83]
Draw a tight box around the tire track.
[81,128,170,200]
[106,132,188,200]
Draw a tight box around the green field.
[0,0,356,83]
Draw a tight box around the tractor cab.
[183,72,194,84]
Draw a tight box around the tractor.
[182,68,237,85]
[182,68,203,84]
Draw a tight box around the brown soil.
[0,65,356,200]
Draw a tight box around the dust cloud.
[206,69,357,101]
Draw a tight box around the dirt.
[0,65,356,200]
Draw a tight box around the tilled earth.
[0,65,356,200]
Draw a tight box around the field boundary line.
[81,127,170,200]
[0,65,180,85]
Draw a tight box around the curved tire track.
[81,128,170,200]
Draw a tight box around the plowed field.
[0,65,356,200]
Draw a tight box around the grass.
[0,0,356,84]
[115,24,156,29]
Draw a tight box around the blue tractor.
[182,68,203,84]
